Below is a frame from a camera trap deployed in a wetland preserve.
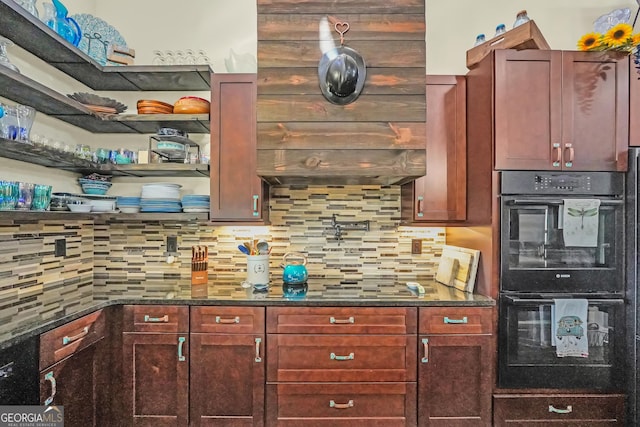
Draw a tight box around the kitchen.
[0,0,637,425]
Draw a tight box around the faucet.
[330,214,369,246]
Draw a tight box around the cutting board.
[435,256,459,286]
[439,245,481,293]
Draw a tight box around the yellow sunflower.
[633,33,640,46]
[603,23,633,47]
[577,32,602,51]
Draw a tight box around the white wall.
[1,0,637,193]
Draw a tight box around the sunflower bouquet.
[577,23,640,54]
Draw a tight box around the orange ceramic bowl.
[173,96,210,114]
[137,99,174,114]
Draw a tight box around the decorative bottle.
[494,24,506,37]
[474,34,486,46]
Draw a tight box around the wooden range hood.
[256,0,426,185]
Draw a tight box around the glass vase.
[45,0,82,47]
[0,36,20,73]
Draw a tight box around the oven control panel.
[533,174,591,191]
[500,171,623,195]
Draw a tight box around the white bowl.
[120,206,140,214]
[68,204,93,213]
[88,199,116,212]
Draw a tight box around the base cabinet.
[39,310,106,427]
[266,307,417,426]
[121,305,264,426]
[418,307,493,426]
[493,394,625,426]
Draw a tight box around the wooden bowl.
[137,99,174,114]
[173,96,210,114]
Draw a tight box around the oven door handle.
[503,295,624,305]
[506,199,623,206]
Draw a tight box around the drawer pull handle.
[252,195,259,217]
[216,316,240,324]
[144,315,169,323]
[177,336,186,362]
[44,371,56,406]
[443,316,468,324]
[329,399,354,409]
[330,352,354,361]
[421,338,429,363]
[549,405,572,414]
[254,338,262,362]
[417,196,424,217]
[330,316,354,324]
[552,143,562,167]
[62,326,89,345]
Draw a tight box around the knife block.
[191,245,209,296]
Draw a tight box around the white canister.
[246,254,269,285]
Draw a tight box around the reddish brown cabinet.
[39,310,107,427]
[266,307,417,426]
[493,393,625,426]
[190,306,265,426]
[469,49,629,172]
[402,75,467,223]
[121,305,190,426]
[418,307,493,426]
[210,73,269,222]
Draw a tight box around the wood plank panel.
[258,41,425,68]
[257,122,425,149]
[257,0,424,14]
[257,95,426,122]
[258,14,425,41]
[257,149,426,177]
[258,67,425,95]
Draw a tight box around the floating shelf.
[0,0,213,91]
[0,211,209,221]
[0,138,210,177]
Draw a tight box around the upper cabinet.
[468,49,628,172]
[401,75,467,224]
[210,74,269,223]
[0,0,212,134]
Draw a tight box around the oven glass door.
[498,295,624,390]
[500,197,623,292]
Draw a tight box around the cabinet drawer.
[267,334,416,382]
[40,309,105,369]
[122,305,188,333]
[267,307,417,334]
[493,394,625,425]
[266,382,416,426]
[190,306,264,333]
[419,307,492,334]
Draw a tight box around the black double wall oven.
[498,171,625,390]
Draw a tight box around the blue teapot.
[45,0,82,47]
[281,252,308,285]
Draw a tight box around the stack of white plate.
[140,183,182,213]
[181,194,210,213]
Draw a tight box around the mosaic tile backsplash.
[1,185,445,340]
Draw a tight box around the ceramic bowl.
[173,96,210,114]
[68,204,92,213]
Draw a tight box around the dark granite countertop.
[1,279,494,349]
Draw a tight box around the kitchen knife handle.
[216,316,240,324]
[254,337,262,362]
[421,338,429,363]
[44,371,56,406]
[144,315,169,323]
[443,316,468,324]
[62,326,89,345]
[329,400,354,409]
[177,336,186,362]
[548,405,572,414]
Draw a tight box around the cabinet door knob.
[548,404,573,414]
[144,314,169,323]
[62,326,89,345]
[254,337,262,363]
[44,371,57,406]
[329,400,354,409]
[177,336,186,362]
